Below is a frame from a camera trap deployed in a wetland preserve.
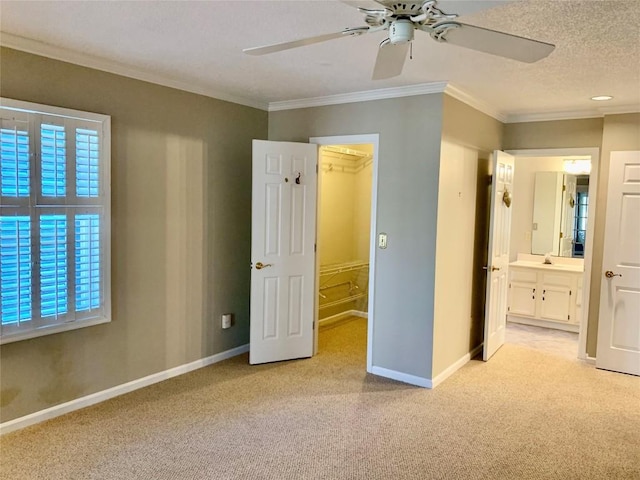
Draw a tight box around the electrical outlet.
[222,313,233,329]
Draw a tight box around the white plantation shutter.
[0,99,110,343]
[0,216,32,327]
[76,128,100,198]
[1,120,30,201]
[39,214,69,318]
[40,124,67,198]
[75,213,101,312]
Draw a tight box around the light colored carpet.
[1,317,639,480]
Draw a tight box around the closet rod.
[319,280,358,292]
[319,293,367,310]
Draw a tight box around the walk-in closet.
[317,144,373,326]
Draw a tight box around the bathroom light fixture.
[563,159,591,175]
[591,95,613,101]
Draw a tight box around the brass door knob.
[605,270,622,278]
[255,262,273,270]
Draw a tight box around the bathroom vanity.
[507,254,584,332]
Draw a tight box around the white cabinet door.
[509,282,537,317]
[540,285,572,322]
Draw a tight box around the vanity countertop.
[509,253,584,273]
[509,260,584,273]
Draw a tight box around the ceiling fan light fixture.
[389,20,415,45]
[591,95,613,101]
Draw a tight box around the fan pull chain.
[410,41,413,60]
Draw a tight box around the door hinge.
[569,290,572,296]
[316,164,318,174]
[314,243,317,252]
[568,315,570,320]
[563,184,566,191]
[560,232,564,239]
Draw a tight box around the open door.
[596,150,640,376]
[250,140,318,364]
[483,150,515,361]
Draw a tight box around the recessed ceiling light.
[591,95,613,101]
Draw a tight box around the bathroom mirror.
[531,169,589,258]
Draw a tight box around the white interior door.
[596,151,640,376]
[483,150,515,361]
[250,140,317,364]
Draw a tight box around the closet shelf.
[319,261,369,277]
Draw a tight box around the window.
[0,99,110,344]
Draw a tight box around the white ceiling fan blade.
[427,22,555,63]
[372,41,410,80]
[244,30,357,56]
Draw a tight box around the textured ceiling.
[1,0,639,119]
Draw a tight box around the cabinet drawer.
[541,272,572,287]
[510,268,538,283]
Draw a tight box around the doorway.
[506,148,600,360]
[310,135,379,371]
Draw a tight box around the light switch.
[378,233,388,249]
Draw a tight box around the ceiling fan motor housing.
[389,19,415,44]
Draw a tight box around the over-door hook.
[295,172,301,185]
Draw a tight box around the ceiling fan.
[243,0,555,80]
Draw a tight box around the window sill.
[0,317,110,345]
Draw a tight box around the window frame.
[0,98,111,344]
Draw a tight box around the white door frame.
[310,134,379,373]
[506,147,600,361]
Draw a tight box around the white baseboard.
[0,343,249,435]
[507,315,579,333]
[370,365,433,388]
[318,310,367,327]
[431,344,483,388]
[369,344,483,390]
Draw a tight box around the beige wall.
[0,48,268,422]
[587,113,640,355]
[354,160,373,263]
[433,141,480,376]
[433,95,503,377]
[270,95,444,380]
[318,161,357,266]
[503,118,604,151]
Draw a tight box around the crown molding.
[506,104,640,124]
[268,81,508,123]
[268,82,449,111]
[443,85,507,123]
[0,32,269,111]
